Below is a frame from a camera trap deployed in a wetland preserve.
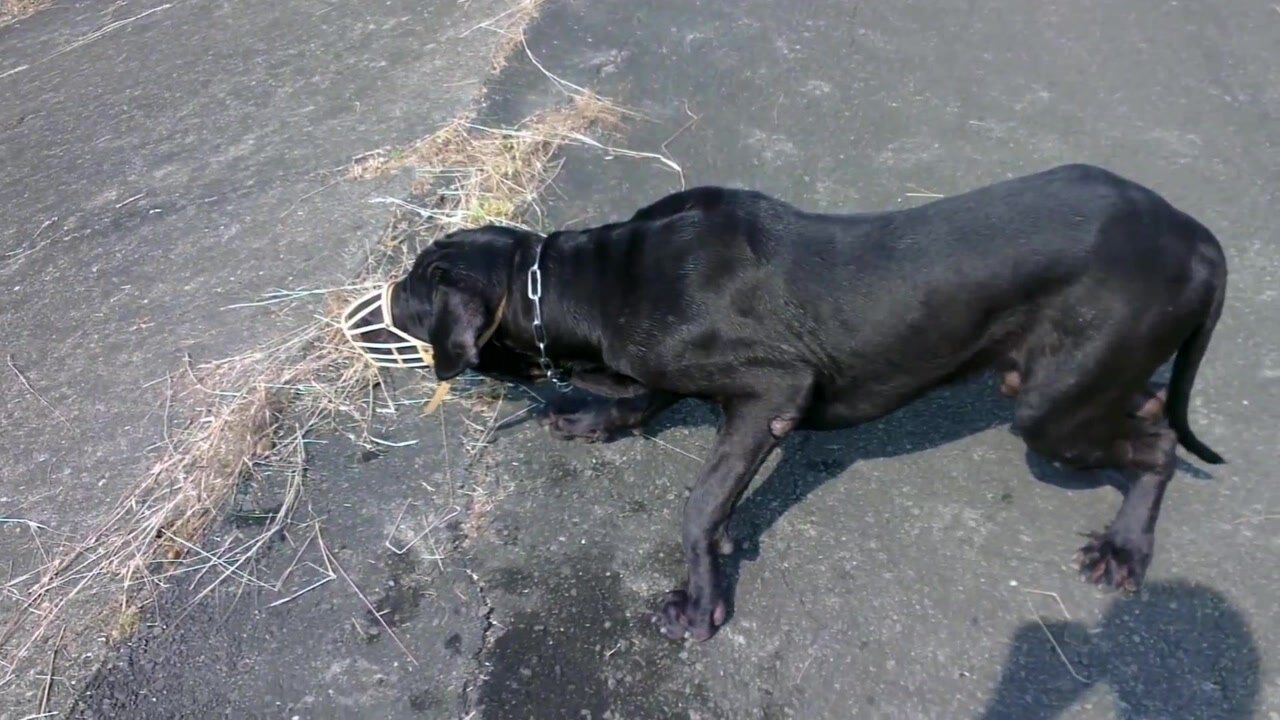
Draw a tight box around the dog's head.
[350,225,544,382]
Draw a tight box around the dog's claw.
[1089,561,1107,584]
[651,589,721,641]
[712,530,735,556]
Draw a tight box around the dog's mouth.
[340,283,435,368]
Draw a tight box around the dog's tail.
[1166,246,1227,465]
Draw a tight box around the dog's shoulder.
[621,187,797,262]
[627,186,786,224]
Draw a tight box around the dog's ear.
[425,281,490,381]
[395,230,525,380]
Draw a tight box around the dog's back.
[593,166,1224,454]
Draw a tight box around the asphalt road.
[472,1,1280,715]
[11,0,1280,718]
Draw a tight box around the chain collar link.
[527,238,572,392]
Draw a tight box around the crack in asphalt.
[450,449,504,717]
[459,564,497,716]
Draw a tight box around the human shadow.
[980,579,1260,719]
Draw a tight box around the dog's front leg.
[542,390,677,443]
[653,387,809,640]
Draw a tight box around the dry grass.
[0,0,48,26]
[0,0,616,704]
[459,0,546,73]
[0,74,680,700]
[349,26,683,190]
[351,91,625,219]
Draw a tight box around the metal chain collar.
[527,239,572,392]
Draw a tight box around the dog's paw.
[648,589,725,641]
[1075,531,1152,592]
[540,410,613,443]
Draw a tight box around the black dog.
[361,164,1226,641]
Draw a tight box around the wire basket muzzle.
[340,283,434,368]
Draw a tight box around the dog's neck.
[497,231,605,369]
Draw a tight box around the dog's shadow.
[640,374,1218,623]
[666,379,1250,719]
[708,376,1014,610]
[980,579,1260,719]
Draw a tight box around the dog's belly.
[801,379,933,430]
[800,328,1022,430]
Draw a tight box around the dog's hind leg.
[541,390,678,443]
[1003,366,1168,422]
[1014,349,1179,591]
[1074,415,1178,590]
